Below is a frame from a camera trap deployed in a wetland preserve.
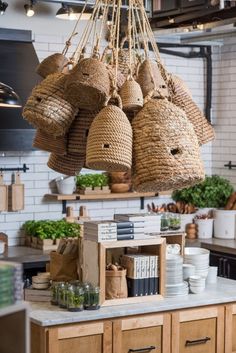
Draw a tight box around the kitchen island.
[30,277,236,353]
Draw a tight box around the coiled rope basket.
[119,76,143,112]
[36,53,69,78]
[47,153,85,176]
[132,98,205,192]
[33,129,67,155]
[23,73,78,136]
[86,95,133,171]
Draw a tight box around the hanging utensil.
[0,173,8,212]
[12,172,25,211]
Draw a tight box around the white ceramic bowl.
[184,247,209,256]
[55,176,75,195]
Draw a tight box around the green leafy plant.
[172,175,234,208]
[76,173,109,189]
[23,220,80,240]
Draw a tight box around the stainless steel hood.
[0,28,40,151]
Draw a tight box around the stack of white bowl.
[183,264,195,280]
[184,247,209,278]
[165,254,189,297]
[189,275,206,293]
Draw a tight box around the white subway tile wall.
[0,34,212,246]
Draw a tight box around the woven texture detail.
[36,53,69,78]
[118,49,136,77]
[169,76,215,145]
[23,73,78,136]
[119,78,143,112]
[132,98,205,192]
[137,60,169,98]
[65,58,110,110]
[67,109,99,156]
[33,129,67,155]
[47,153,85,176]
[86,105,133,171]
[170,74,192,98]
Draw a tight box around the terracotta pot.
[111,183,131,193]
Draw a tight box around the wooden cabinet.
[113,313,171,353]
[31,321,112,353]
[225,304,236,353]
[172,306,224,353]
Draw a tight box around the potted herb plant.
[76,173,110,194]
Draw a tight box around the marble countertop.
[200,238,236,255]
[30,277,236,327]
[0,246,50,264]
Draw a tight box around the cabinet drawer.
[113,314,170,353]
[172,306,224,353]
[59,335,103,353]
[225,304,236,353]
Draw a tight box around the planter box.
[25,235,32,247]
[37,238,57,251]
[77,186,111,195]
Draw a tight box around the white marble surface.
[30,277,236,326]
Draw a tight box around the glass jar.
[169,214,181,230]
[58,282,68,309]
[67,284,84,312]
[84,284,100,310]
[50,282,61,305]
[161,213,169,231]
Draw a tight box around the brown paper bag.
[105,269,127,299]
[50,251,78,282]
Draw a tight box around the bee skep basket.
[33,129,67,155]
[65,58,110,111]
[36,53,69,79]
[23,73,78,136]
[132,98,205,192]
[119,76,143,112]
[86,95,133,172]
[47,153,85,176]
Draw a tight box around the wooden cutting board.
[0,173,8,212]
[12,172,25,211]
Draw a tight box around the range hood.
[151,0,236,29]
[0,28,40,151]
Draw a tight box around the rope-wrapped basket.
[119,77,143,112]
[132,98,205,192]
[36,53,69,78]
[23,73,78,136]
[169,76,215,145]
[86,95,133,171]
[65,58,110,110]
[33,129,67,155]
[137,59,169,98]
[47,153,85,176]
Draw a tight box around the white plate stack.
[184,247,209,278]
[189,275,206,294]
[165,255,189,297]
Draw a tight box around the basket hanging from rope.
[47,153,85,176]
[137,60,169,98]
[33,129,67,155]
[132,98,205,192]
[86,95,132,171]
[170,74,192,98]
[118,48,136,77]
[169,76,215,145]
[65,58,110,110]
[67,109,99,156]
[119,76,143,112]
[23,73,78,136]
[36,53,69,78]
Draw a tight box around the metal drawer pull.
[128,346,156,352]
[185,337,211,346]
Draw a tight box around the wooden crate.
[82,238,166,307]
[161,232,186,255]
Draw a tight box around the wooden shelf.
[44,191,171,213]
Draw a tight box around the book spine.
[117,228,134,235]
[117,234,134,240]
[116,222,134,229]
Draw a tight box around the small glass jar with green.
[50,282,62,305]
[169,214,181,230]
[67,284,84,312]
[84,283,100,310]
[161,213,169,231]
[58,282,69,309]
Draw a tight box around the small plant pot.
[25,235,32,247]
[37,238,54,246]
[32,236,38,245]
[195,219,214,239]
[94,186,101,191]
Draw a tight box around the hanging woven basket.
[23,73,78,136]
[137,60,169,99]
[118,48,136,77]
[33,129,67,155]
[47,153,85,176]
[86,95,132,171]
[107,66,126,92]
[67,109,99,156]
[169,76,215,145]
[36,53,69,78]
[170,74,192,98]
[132,98,205,192]
[65,58,110,110]
[119,76,143,112]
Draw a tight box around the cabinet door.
[180,0,206,8]
[46,321,112,353]
[113,313,170,353]
[172,306,224,353]
[225,304,236,353]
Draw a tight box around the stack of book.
[114,213,161,239]
[121,254,159,297]
[84,221,117,242]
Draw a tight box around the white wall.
[0,2,211,246]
